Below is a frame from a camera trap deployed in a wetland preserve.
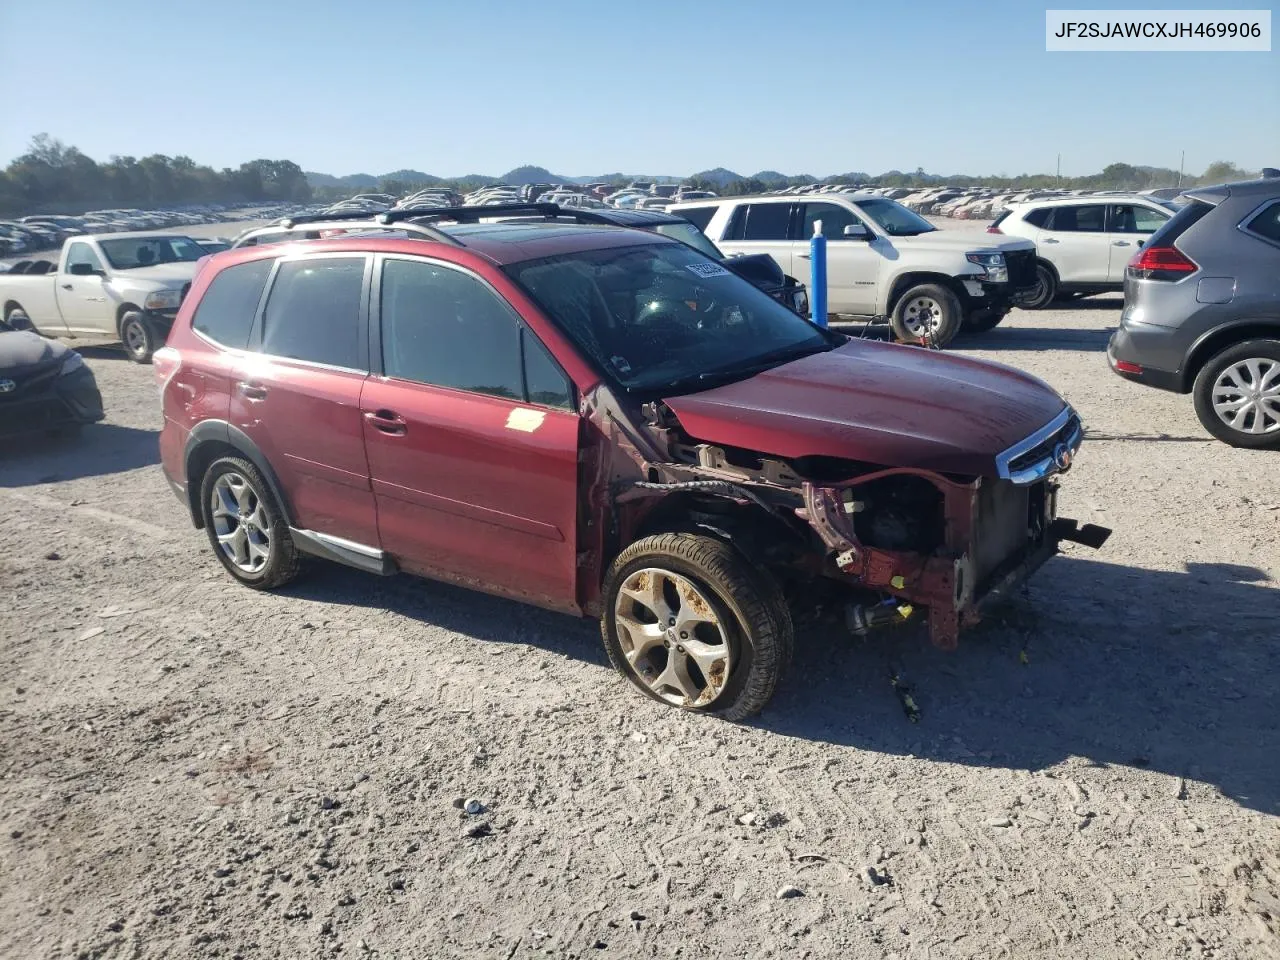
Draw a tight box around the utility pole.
[1177,150,1185,187]
[1056,153,1061,187]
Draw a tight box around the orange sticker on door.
[505,408,546,433]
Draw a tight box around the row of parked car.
[0,206,234,257]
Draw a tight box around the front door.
[58,241,113,334]
[796,201,881,315]
[232,253,379,547]
[361,256,581,612]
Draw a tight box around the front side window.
[380,259,525,402]
[192,258,274,349]
[260,257,366,369]
[98,235,205,269]
[800,202,862,239]
[1047,205,1106,232]
[1110,204,1169,234]
[505,241,831,396]
[64,242,104,273]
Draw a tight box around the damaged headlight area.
[966,251,1008,284]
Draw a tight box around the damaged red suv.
[157,210,1108,719]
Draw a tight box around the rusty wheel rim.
[613,568,732,708]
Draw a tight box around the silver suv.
[1108,171,1280,448]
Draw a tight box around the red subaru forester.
[157,209,1106,720]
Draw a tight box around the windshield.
[652,221,723,259]
[854,198,937,236]
[505,242,831,394]
[98,236,204,269]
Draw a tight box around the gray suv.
[1108,171,1280,448]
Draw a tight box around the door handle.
[61,283,74,290]
[364,409,407,436]
[237,381,268,401]
[1041,237,1059,244]
[796,253,811,260]
[1112,240,1131,246]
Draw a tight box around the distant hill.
[690,167,742,188]
[305,169,440,189]
[500,165,568,185]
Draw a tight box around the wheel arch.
[884,271,968,315]
[1183,319,1280,393]
[3,299,23,319]
[183,420,295,529]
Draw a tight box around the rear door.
[233,253,380,547]
[715,201,797,280]
[360,255,581,612]
[795,201,880,315]
[1106,203,1171,281]
[1038,204,1109,284]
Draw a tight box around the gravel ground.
[1,219,1278,960]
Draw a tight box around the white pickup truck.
[0,232,206,362]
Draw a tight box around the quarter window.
[1024,207,1052,228]
[1244,202,1280,245]
[260,257,366,369]
[192,258,274,349]
[1047,205,1106,232]
[64,242,104,273]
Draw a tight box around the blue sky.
[1,0,1274,178]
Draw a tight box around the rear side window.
[260,257,366,369]
[192,258,273,349]
[1244,201,1280,245]
[1022,208,1051,228]
[740,203,791,240]
[676,206,716,232]
[1047,204,1106,232]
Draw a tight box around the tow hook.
[846,598,915,636]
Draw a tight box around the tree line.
[0,135,312,216]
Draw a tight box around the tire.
[963,308,1008,333]
[890,283,962,348]
[4,305,37,334]
[1191,339,1280,449]
[119,310,158,364]
[1021,262,1057,310]
[199,456,302,589]
[601,532,793,721]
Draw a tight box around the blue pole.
[810,220,827,328]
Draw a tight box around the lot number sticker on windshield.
[685,262,731,279]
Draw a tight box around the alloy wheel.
[123,319,148,356]
[210,472,272,574]
[613,568,733,708]
[1212,358,1280,436]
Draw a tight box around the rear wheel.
[601,533,793,721]
[120,310,158,364]
[1021,263,1057,310]
[199,456,302,589]
[1192,340,1280,449]
[890,283,962,348]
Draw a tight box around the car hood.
[662,339,1067,476]
[0,329,69,374]
[107,262,199,286]
[898,230,1034,252]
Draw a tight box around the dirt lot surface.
[1,218,1278,960]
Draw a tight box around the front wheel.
[4,305,37,334]
[199,456,303,589]
[1021,263,1058,310]
[601,533,793,721]
[890,283,962,347]
[120,310,158,364]
[1192,340,1280,449]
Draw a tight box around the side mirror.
[842,223,871,241]
[68,262,100,276]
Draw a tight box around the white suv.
[669,193,1037,346]
[991,195,1177,308]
